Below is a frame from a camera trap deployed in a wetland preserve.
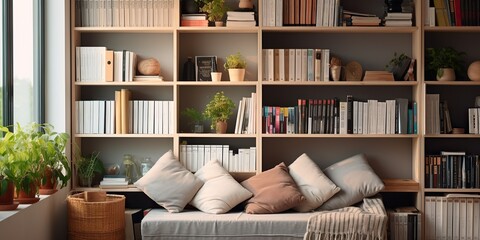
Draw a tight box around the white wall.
[0,1,70,239]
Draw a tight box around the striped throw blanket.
[304,198,388,240]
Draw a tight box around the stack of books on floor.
[384,12,413,26]
[181,14,208,27]
[99,175,129,188]
[226,11,256,27]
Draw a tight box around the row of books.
[262,0,341,26]
[75,0,174,27]
[387,207,421,240]
[75,90,174,134]
[76,47,141,82]
[468,107,480,134]
[179,144,256,172]
[234,93,257,134]
[263,97,416,135]
[425,94,452,134]
[425,195,480,240]
[226,11,256,27]
[425,152,480,189]
[428,0,480,26]
[262,48,330,82]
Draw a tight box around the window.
[2,0,43,127]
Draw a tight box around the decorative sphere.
[138,58,161,76]
[468,60,480,81]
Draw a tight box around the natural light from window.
[13,0,34,126]
[0,3,3,125]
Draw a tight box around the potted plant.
[37,123,71,195]
[426,47,466,81]
[385,52,412,81]
[224,52,247,81]
[74,150,104,187]
[0,126,19,210]
[203,91,236,133]
[0,123,45,204]
[181,107,205,133]
[196,0,228,26]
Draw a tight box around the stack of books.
[384,12,413,27]
[343,10,381,26]
[181,14,208,27]
[99,175,129,188]
[226,11,256,27]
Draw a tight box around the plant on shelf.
[74,150,104,187]
[181,107,205,133]
[196,0,228,25]
[203,91,236,133]
[426,47,466,81]
[224,52,247,81]
[0,126,20,209]
[385,52,412,81]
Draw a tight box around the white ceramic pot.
[436,68,455,81]
[228,69,245,82]
[211,72,222,82]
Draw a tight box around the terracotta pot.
[0,181,15,205]
[39,168,58,195]
[216,121,227,134]
[15,182,40,204]
[215,21,224,27]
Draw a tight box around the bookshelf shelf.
[176,81,258,86]
[424,81,480,86]
[75,81,174,86]
[424,26,480,32]
[424,188,480,193]
[178,133,257,138]
[424,134,480,138]
[177,27,260,33]
[74,27,175,33]
[75,134,175,138]
[261,81,418,86]
[260,26,418,34]
[261,134,419,138]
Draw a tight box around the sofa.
[135,151,388,240]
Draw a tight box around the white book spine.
[162,101,169,134]
[279,49,285,81]
[301,49,308,81]
[197,145,205,169]
[148,100,154,134]
[191,145,198,172]
[288,49,296,81]
[180,144,187,168]
[138,100,144,134]
[339,102,347,134]
[169,101,174,134]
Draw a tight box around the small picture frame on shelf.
[195,56,217,81]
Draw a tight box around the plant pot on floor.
[228,69,245,81]
[0,180,19,211]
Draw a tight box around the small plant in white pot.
[224,52,247,82]
[426,47,465,81]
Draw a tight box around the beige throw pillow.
[241,162,305,214]
[134,150,204,213]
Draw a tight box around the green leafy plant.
[181,107,205,125]
[385,52,409,70]
[203,91,236,130]
[0,123,45,196]
[224,52,247,70]
[36,123,71,189]
[74,150,104,187]
[196,0,228,22]
[426,47,466,78]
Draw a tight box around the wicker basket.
[67,192,126,240]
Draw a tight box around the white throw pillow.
[134,150,204,213]
[288,153,340,212]
[190,160,252,214]
[318,154,384,211]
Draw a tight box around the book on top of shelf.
[133,75,164,81]
[440,151,466,155]
[343,10,377,17]
[181,14,207,20]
